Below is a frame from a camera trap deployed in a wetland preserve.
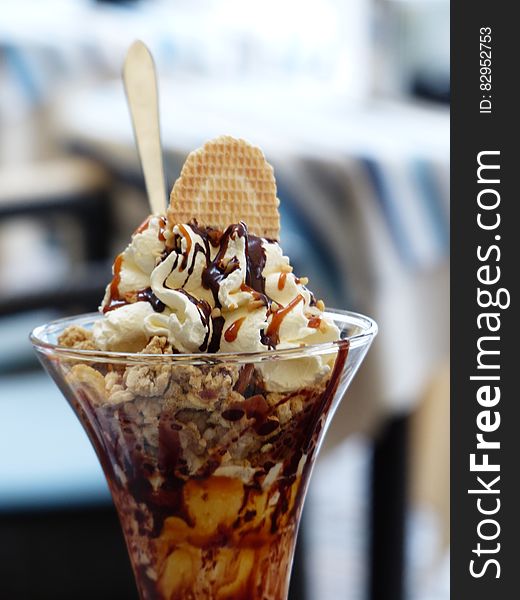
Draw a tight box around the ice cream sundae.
[32,136,368,600]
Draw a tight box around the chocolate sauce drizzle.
[136,288,166,313]
[175,289,213,352]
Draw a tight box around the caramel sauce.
[224,317,246,343]
[134,215,167,240]
[278,272,287,290]
[240,283,267,304]
[103,299,127,313]
[104,250,167,314]
[102,253,124,313]
[264,294,304,347]
[111,253,123,296]
[157,216,167,241]
[307,316,321,329]
[133,216,151,235]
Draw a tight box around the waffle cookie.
[168,136,280,240]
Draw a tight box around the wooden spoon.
[123,40,167,215]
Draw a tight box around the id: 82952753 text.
[480,27,492,114]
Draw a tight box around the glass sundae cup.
[31,309,376,600]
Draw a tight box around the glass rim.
[30,308,378,366]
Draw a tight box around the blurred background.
[0,0,449,598]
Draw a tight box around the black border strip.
[452,2,517,596]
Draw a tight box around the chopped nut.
[141,336,172,355]
[276,402,293,425]
[247,300,265,312]
[316,299,325,311]
[224,257,240,274]
[124,363,171,397]
[108,389,135,405]
[67,364,106,405]
[298,277,309,286]
[58,326,97,350]
[105,371,121,392]
[290,396,304,415]
[211,308,222,318]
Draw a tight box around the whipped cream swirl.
[93,216,339,389]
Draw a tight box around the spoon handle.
[123,40,167,215]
